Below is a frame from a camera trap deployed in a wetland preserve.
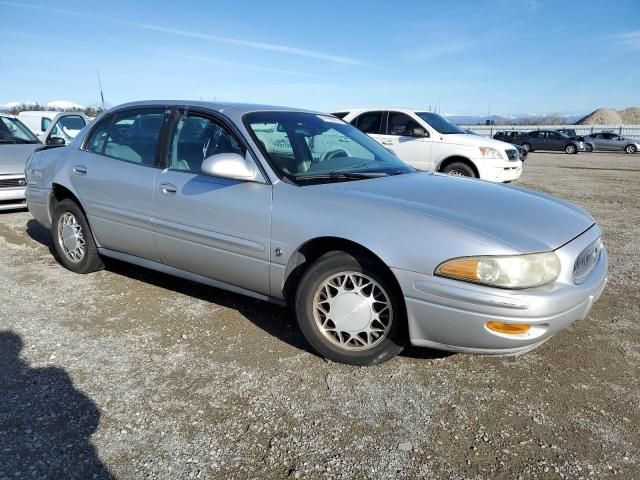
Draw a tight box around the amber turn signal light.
[486,321,531,334]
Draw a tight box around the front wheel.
[295,251,407,366]
[522,142,532,152]
[585,143,593,152]
[52,199,104,274]
[625,144,637,154]
[564,144,577,154]
[441,161,476,178]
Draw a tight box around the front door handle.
[72,165,87,175]
[380,139,393,145]
[159,183,177,196]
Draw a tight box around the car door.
[603,133,623,151]
[528,131,544,150]
[70,107,167,261]
[376,111,432,170]
[43,114,87,145]
[592,133,609,150]
[350,110,385,146]
[547,131,564,151]
[152,110,271,295]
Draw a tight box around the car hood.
[0,144,40,174]
[323,173,594,253]
[445,134,517,150]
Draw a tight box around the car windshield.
[0,116,40,144]
[244,111,414,184]
[415,112,465,134]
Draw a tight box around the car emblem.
[18,178,27,186]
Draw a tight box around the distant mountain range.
[444,113,585,125]
[0,100,87,111]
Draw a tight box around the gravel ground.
[1,151,639,479]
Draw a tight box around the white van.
[334,108,522,182]
[18,111,88,144]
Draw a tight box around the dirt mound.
[576,107,640,125]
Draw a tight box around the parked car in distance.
[583,132,639,153]
[0,114,44,211]
[493,130,527,142]
[25,101,607,365]
[512,130,585,154]
[335,108,522,182]
[18,111,88,144]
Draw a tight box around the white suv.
[333,108,522,182]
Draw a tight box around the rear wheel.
[295,251,407,366]
[441,161,476,178]
[52,199,104,274]
[585,143,593,152]
[564,144,577,154]
[625,144,637,154]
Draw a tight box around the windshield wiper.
[294,170,389,182]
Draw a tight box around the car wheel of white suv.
[441,162,476,178]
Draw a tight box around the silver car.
[583,132,639,153]
[25,101,608,365]
[0,114,42,211]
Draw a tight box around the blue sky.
[1,0,638,115]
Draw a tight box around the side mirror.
[411,127,427,137]
[201,152,262,181]
[46,136,66,146]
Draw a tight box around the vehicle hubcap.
[57,212,86,262]
[313,272,392,351]
[448,169,468,177]
[627,145,635,153]
[567,145,575,153]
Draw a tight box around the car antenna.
[96,70,105,110]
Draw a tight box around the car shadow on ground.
[0,331,114,479]
[25,219,450,363]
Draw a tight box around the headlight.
[479,147,504,160]
[435,252,561,289]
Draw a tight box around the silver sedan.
[25,101,608,365]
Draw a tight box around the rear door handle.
[380,139,393,145]
[72,165,87,175]
[159,183,177,196]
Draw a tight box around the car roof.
[333,107,429,114]
[113,100,322,116]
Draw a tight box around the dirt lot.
[1,151,639,479]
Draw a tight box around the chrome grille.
[0,177,26,188]
[506,149,519,161]
[573,237,603,283]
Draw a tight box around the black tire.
[522,142,532,152]
[441,161,476,178]
[625,144,637,154]
[295,251,407,366]
[52,199,104,274]
[585,143,593,152]
[564,143,577,154]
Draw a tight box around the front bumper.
[476,159,523,183]
[393,224,607,355]
[0,174,27,211]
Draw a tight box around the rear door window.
[104,109,166,165]
[352,111,384,134]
